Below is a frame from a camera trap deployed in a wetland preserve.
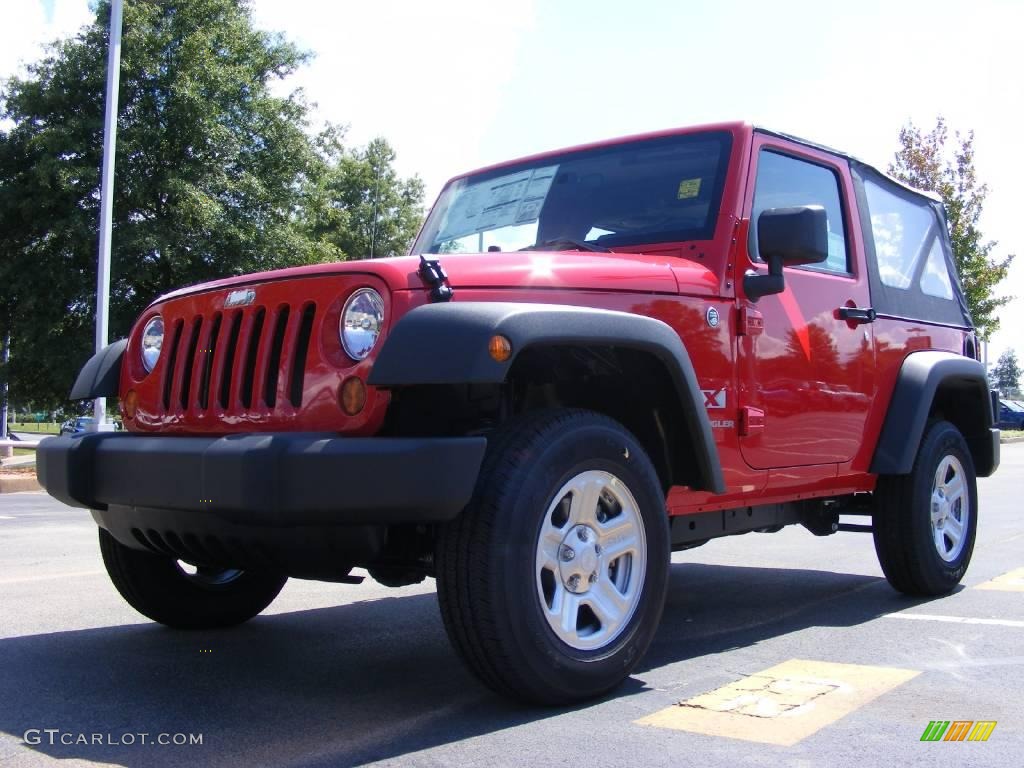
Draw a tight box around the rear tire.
[873,420,977,596]
[436,409,670,705]
[99,528,287,628]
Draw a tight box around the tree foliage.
[0,0,423,408]
[306,129,425,260]
[990,349,1021,394]
[889,117,1014,339]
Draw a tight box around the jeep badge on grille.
[224,288,256,308]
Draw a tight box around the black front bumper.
[38,432,487,525]
[37,432,487,577]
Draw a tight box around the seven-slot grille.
[159,301,317,416]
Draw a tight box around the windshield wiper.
[521,238,609,253]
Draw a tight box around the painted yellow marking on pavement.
[635,659,919,746]
[0,570,105,586]
[975,567,1024,592]
[885,612,1024,628]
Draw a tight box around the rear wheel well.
[926,376,994,475]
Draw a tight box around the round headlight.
[340,288,385,360]
[141,315,164,373]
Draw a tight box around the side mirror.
[744,205,829,300]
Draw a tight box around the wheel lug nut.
[594,543,602,556]
[567,574,581,591]
[560,545,575,562]
[589,571,598,584]
[576,526,589,542]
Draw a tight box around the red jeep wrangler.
[39,122,1000,704]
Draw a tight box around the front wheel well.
[380,345,713,493]
[504,345,699,492]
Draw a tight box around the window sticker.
[437,165,559,242]
[677,178,702,199]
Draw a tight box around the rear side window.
[862,180,948,292]
[853,163,970,327]
[751,150,848,273]
[919,238,954,299]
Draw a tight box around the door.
[737,136,876,469]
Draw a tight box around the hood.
[152,250,719,306]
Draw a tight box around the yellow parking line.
[975,567,1024,592]
[636,659,919,746]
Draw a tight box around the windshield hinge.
[418,255,453,303]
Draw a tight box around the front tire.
[873,420,978,596]
[436,409,670,705]
[99,528,287,628]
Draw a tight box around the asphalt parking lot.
[1,445,1021,767]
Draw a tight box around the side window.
[751,150,849,273]
[862,178,949,293]
[919,238,954,299]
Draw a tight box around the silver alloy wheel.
[176,560,245,587]
[930,455,969,562]
[535,470,647,651]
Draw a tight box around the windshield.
[413,131,732,254]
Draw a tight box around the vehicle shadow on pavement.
[643,561,925,672]
[1,562,933,767]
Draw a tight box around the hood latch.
[418,254,454,303]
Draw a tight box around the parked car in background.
[59,417,96,436]
[997,400,1024,430]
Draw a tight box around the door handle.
[838,306,876,324]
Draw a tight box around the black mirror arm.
[743,255,786,301]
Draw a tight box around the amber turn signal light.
[340,377,367,416]
[123,389,138,420]
[488,335,513,363]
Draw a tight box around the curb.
[1001,436,1024,444]
[0,475,42,493]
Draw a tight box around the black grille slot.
[143,529,177,557]
[240,308,265,409]
[219,311,243,409]
[264,306,290,407]
[198,313,221,410]
[289,303,316,407]
[162,319,184,410]
[131,528,150,550]
[179,316,203,409]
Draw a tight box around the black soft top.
[755,127,973,330]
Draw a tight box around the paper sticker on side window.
[677,178,702,199]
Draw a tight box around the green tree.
[990,349,1021,394]
[306,130,424,259]
[889,117,1014,339]
[0,0,422,408]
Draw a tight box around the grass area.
[13,448,36,457]
[1003,429,1024,439]
[6,422,61,434]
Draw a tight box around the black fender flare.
[871,350,999,477]
[69,339,127,400]
[368,302,725,494]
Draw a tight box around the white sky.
[4,0,1022,365]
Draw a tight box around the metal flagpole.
[93,0,124,430]
[1,332,9,447]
